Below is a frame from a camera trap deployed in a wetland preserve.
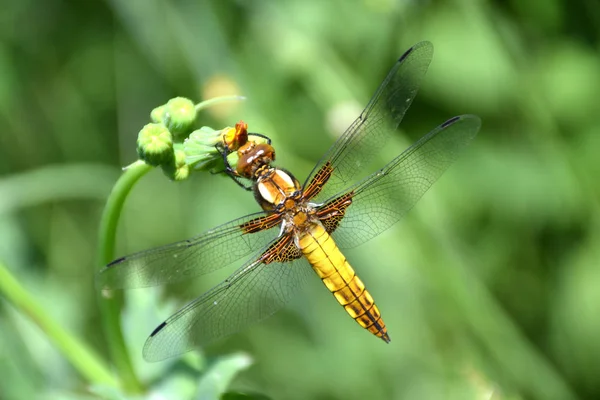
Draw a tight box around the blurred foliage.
[1,0,599,399]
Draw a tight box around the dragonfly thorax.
[254,167,301,211]
[280,198,320,237]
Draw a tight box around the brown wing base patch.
[303,162,333,200]
[316,192,354,233]
[260,234,302,264]
[240,213,282,234]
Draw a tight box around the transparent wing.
[303,41,434,203]
[142,236,314,362]
[326,115,481,249]
[97,211,282,289]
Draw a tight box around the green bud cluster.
[136,96,239,181]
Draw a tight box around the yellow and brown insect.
[99,41,481,362]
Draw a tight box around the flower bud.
[172,149,190,181]
[164,97,197,136]
[150,105,167,123]
[161,149,190,181]
[137,123,174,167]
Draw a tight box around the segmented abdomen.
[296,222,390,342]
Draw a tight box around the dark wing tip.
[144,321,178,362]
[441,115,461,128]
[96,257,126,290]
[440,114,482,135]
[106,256,126,268]
[149,321,168,337]
[398,41,434,63]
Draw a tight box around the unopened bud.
[150,105,167,123]
[164,97,197,136]
[137,123,174,167]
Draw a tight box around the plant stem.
[195,95,246,112]
[96,159,151,393]
[95,95,243,391]
[0,261,116,387]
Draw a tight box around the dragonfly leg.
[215,143,253,191]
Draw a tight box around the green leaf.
[195,353,253,400]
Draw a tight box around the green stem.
[195,95,246,112]
[96,95,243,391]
[0,261,116,387]
[96,159,151,393]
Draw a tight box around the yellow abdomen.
[295,222,390,342]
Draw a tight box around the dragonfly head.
[237,143,276,179]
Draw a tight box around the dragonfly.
[98,41,481,362]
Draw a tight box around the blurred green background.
[1,0,599,399]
